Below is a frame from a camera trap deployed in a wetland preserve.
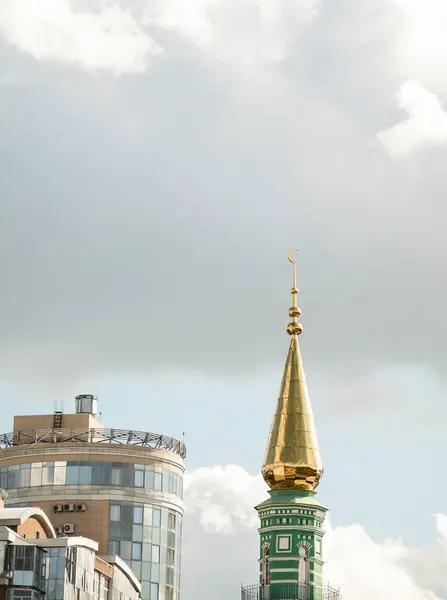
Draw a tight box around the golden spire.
[261,250,323,491]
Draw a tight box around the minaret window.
[276,535,291,552]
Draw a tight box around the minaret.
[253,251,330,600]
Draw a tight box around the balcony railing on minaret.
[241,583,342,600]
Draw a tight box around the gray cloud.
[0,0,447,389]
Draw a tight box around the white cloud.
[0,0,321,75]
[392,0,447,89]
[184,465,268,534]
[377,81,447,156]
[0,0,162,75]
[183,465,446,600]
[144,0,320,69]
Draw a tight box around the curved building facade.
[0,395,186,600]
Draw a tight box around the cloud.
[184,465,268,533]
[182,466,447,600]
[0,0,320,75]
[144,0,320,69]
[377,81,447,155]
[0,0,161,75]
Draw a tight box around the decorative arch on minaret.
[297,541,312,584]
[262,542,270,586]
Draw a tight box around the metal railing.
[0,428,186,458]
[241,583,341,600]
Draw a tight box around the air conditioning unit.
[55,526,64,535]
[63,504,75,512]
[76,504,87,512]
[53,504,63,513]
[63,523,75,534]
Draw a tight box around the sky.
[1,0,447,598]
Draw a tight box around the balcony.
[241,583,342,600]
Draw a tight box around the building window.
[133,505,143,524]
[168,513,176,531]
[150,583,159,600]
[167,549,174,567]
[153,508,161,527]
[132,543,142,561]
[110,504,120,522]
[166,586,174,600]
[277,535,291,552]
[134,470,144,488]
[108,541,120,556]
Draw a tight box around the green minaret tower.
[242,251,341,600]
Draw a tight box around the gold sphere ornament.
[286,322,303,336]
[288,306,301,318]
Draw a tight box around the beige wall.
[95,557,114,578]
[14,413,103,434]
[17,516,49,540]
[35,499,110,554]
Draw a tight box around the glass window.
[132,525,143,542]
[166,585,174,600]
[54,462,66,486]
[151,545,160,563]
[167,549,174,567]
[145,468,154,489]
[120,542,131,561]
[110,505,121,522]
[152,527,160,545]
[19,468,31,488]
[122,464,134,487]
[134,506,143,524]
[132,542,142,561]
[42,463,55,485]
[78,464,92,485]
[154,473,162,490]
[109,523,121,540]
[134,470,144,488]
[167,531,175,549]
[153,509,161,528]
[168,513,176,531]
[111,467,121,485]
[150,583,159,600]
[7,469,19,489]
[108,541,120,556]
[66,463,79,485]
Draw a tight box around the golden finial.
[286,249,303,336]
[261,250,323,491]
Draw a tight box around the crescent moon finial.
[285,248,302,336]
[287,248,297,265]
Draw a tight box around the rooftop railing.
[241,583,342,600]
[0,428,186,458]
